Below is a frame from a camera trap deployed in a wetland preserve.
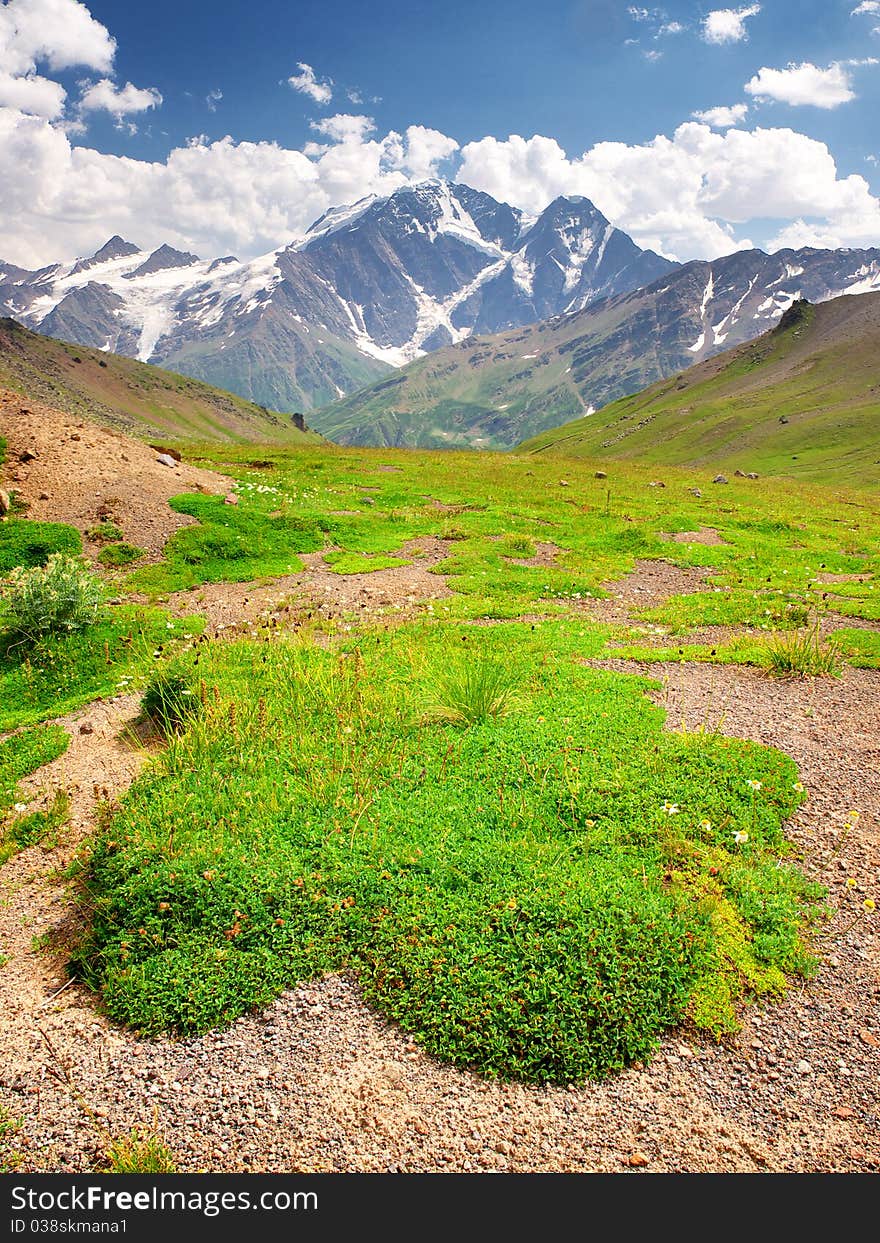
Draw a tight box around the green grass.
[0,725,69,815]
[74,626,823,1082]
[127,493,332,594]
[0,607,202,731]
[3,439,874,1083]
[0,725,70,864]
[0,520,82,573]
[104,1130,177,1174]
[98,542,145,568]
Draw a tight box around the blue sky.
[2,1,880,265]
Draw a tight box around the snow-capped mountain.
[0,181,675,411]
[313,243,880,451]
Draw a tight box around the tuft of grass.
[425,653,524,725]
[141,668,201,736]
[763,622,841,678]
[98,542,145,568]
[87,522,124,544]
[105,1130,177,1174]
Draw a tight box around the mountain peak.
[124,244,200,280]
[71,235,141,275]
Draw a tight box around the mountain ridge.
[0,181,676,412]
[516,291,880,486]
[310,243,880,450]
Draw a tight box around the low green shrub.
[88,522,124,544]
[1,554,103,644]
[98,542,145,568]
[0,520,82,573]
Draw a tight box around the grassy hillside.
[518,295,880,487]
[0,317,321,444]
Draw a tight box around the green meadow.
[4,440,878,1081]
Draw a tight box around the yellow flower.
[864,899,876,912]
[846,878,857,889]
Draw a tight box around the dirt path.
[162,537,453,634]
[1,553,878,1174]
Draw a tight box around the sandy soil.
[0,390,230,556]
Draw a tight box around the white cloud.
[0,0,115,77]
[78,78,162,119]
[457,123,880,260]
[0,69,65,118]
[287,62,332,105]
[693,103,749,128]
[702,5,761,45]
[310,113,375,143]
[745,61,871,108]
[206,89,222,112]
[852,2,880,14]
[401,124,459,179]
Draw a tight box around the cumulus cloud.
[287,62,332,105]
[310,113,375,143]
[0,68,65,118]
[701,5,761,45]
[206,88,222,112]
[457,123,880,260]
[0,0,162,133]
[745,61,870,108]
[693,103,749,128]
[0,0,115,77]
[78,78,162,119]
[851,2,880,14]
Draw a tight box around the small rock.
[858,1028,879,1048]
[558,480,570,487]
[648,480,666,488]
[18,449,37,463]
[833,1106,856,1119]
[223,494,239,506]
[0,488,9,516]
[797,1059,813,1075]
[734,469,745,478]
[70,433,81,441]
[156,453,178,469]
[688,487,702,498]
[39,492,49,500]
[79,722,94,735]
[627,1151,650,1168]
[712,475,728,484]
[594,471,608,479]
[747,472,759,480]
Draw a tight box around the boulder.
[594,471,608,480]
[156,453,178,469]
[648,480,666,488]
[747,472,759,480]
[712,475,728,484]
[688,488,702,498]
[0,488,9,516]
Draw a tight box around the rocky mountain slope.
[311,245,880,450]
[517,293,880,487]
[0,182,674,412]
[0,317,319,444]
